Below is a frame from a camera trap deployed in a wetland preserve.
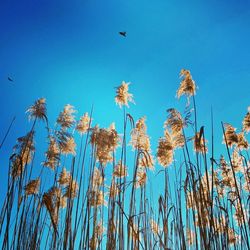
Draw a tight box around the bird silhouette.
[119,31,126,37]
[8,76,14,82]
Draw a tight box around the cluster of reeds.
[0,70,249,249]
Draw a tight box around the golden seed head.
[57,131,76,155]
[165,108,185,135]
[177,69,196,99]
[11,155,25,179]
[135,167,147,188]
[89,190,107,207]
[57,104,76,129]
[113,160,128,178]
[58,167,71,186]
[92,167,104,190]
[43,136,60,170]
[237,132,248,149]
[90,124,120,165]
[231,149,244,173]
[157,137,174,167]
[138,152,154,170]
[26,98,47,121]
[25,178,40,195]
[115,81,134,108]
[223,123,238,147]
[76,112,91,134]
[64,180,79,199]
[130,117,151,151]
[11,131,35,178]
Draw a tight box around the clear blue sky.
[1,0,250,197]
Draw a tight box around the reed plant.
[0,70,249,250]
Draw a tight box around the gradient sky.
[1,0,250,199]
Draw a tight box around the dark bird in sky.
[8,77,14,82]
[119,31,126,37]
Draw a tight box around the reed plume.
[177,69,196,99]
[115,81,134,108]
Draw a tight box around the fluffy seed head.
[64,180,78,198]
[43,137,60,170]
[57,104,76,129]
[113,160,128,178]
[223,123,238,147]
[177,69,196,99]
[89,190,107,207]
[26,98,47,121]
[157,136,174,167]
[90,124,120,165]
[135,167,147,188]
[76,112,91,134]
[25,178,40,195]
[130,117,151,151]
[115,81,134,108]
[57,131,76,155]
[58,167,71,186]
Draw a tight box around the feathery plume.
[43,136,60,170]
[92,167,104,190]
[177,69,196,99]
[237,132,248,149]
[157,129,176,167]
[89,190,107,207]
[231,149,244,172]
[130,117,150,151]
[57,104,76,129]
[64,179,78,198]
[90,123,119,165]
[135,167,147,188]
[113,160,128,178]
[138,152,154,170]
[58,167,71,186]
[57,131,76,155]
[11,131,35,178]
[223,123,238,147]
[115,81,134,108]
[26,98,47,121]
[165,108,185,136]
[25,178,40,195]
[76,112,91,134]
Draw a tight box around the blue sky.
[1,0,250,198]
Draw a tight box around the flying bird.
[119,31,126,37]
[8,76,14,82]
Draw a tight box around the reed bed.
[0,70,249,250]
